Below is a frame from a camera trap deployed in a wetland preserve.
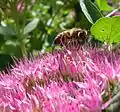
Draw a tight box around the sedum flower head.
[0,46,120,111]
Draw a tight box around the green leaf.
[77,12,92,29]
[0,34,5,47]
[30,36,43,50]
[96,0,114,11]
[1,40,22,56]
[10,1,19,26]
[90,16,120,43]
[79,0,103,24]
[56,1,64,6]
[24,18,39,35]
[0,54,13,71]
[0,26,15,36]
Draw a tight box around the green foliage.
[79,0,103,24]
[1,40,22,56]
[0,53,13,71]
[0,26,15,36]
[90,16,120,43]
[23,18,39,35]
[96,0,114,11]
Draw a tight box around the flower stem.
[106,7,120,17]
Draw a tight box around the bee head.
[78,30,88,40]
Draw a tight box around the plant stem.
[106,7,120,17]
[20,42,27,57]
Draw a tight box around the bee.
[53,28,88,49]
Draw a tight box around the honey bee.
[53,28,88,49]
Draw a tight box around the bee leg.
[60,35,67,50]
[66,39,71,48]
[66,32,70,39]
[73,39,80,50]
[76,40,81,50]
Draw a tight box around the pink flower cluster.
[0,47,120,112]
[17,0,36,13]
